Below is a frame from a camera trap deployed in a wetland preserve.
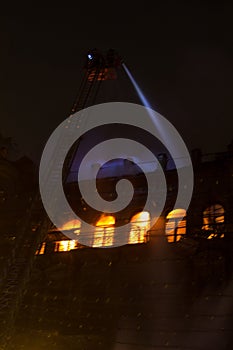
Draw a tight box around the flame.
[128,211,150,244]
[93,215,115,247]
[96,215,115,227]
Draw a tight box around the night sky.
[1,1,233,163]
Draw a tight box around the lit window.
[59,219,81,235]
[54,240,78,252]
[128,211,150,244]
[36,242,46,255]
[165,209,186,243]
[202,204,224,239]
[93,215,115,247]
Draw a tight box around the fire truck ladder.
[64,59,106,176]
[0,51,107,349]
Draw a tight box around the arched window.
[93,215,115,247]
[202,204,224,238]
[165,209,186,243]
[128,211,150,244]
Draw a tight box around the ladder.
[0,49,115,347]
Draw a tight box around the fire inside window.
[165,209,187,243]
[36,211,151,254]
[202,204,225,239]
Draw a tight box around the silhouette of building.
[0,50,232,350]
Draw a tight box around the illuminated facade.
[0,47,233,349]
[1,145,233,350]
[34,144,233,254]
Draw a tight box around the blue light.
[122,63,171,152]
[88,54,93,60]
[122,63,150,108]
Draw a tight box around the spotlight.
[88,54,93,60]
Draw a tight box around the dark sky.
[1,1,233,163]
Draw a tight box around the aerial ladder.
[0,48,122,349]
